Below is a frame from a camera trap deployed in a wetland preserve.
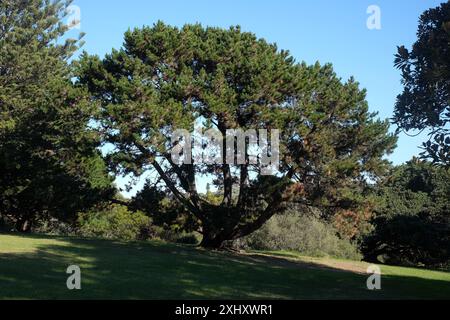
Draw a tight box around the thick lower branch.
[152,160,202,218]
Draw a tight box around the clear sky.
[67,0,443,196]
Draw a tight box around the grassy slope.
[0,233,449,299]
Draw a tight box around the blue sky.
[67,0,442,195]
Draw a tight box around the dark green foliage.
[362,215,449,267]
[0,0,83,136]
[173,233,200,245]
[0,0,113,231]
[77,22,396,248]
[155,230,201,245]
[393,2,450,165]
[362,160,450,267]
[131,182,200,233]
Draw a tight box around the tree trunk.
[16,218,32,233]
[200,237,225,249]
[198,198,284,249]
[199,228,229,249]
[200,235,225,249]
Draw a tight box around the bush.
[33,219,78,236]
[236,210,361,260]
[0,215,13,232]
[361,215,450,268]
[173,233,201,245]
[361,160,450,268]
[155,229,201,245]
[78,205,151,241]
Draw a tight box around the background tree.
[393,2,450,165]
[77,22,397,248]
[362,159,450,267]
[0,0,114,232]
[131,182,199,233]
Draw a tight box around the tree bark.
[16,218,32,233]
[199,233,227,249]
[196,176,293,249]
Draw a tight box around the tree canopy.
[394,2,450,165]
[0,0,113,231]
[76,22,397,248]
[362,159,450,267]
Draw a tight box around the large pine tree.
[77,22,397,248]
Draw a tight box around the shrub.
[174,233,201,245]
[33,219,77,236]
[0,215,14,232]
[236,210,361,260]
[155,229,201,245]
[361,160,450,268]
[78,205,151,241]
[361,215,450,268]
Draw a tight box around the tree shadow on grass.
[0,234,449,299]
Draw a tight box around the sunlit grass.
[256,250,450,281]
[0,234,449,300]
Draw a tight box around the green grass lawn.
[0,233,449,299]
